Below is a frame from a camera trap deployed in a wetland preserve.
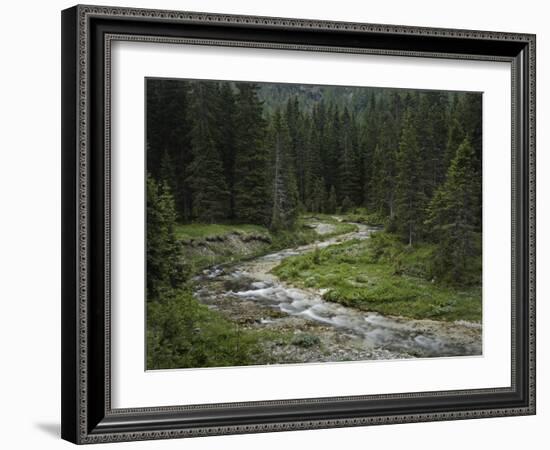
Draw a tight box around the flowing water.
[194,223,482,363]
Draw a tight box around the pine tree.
[457,93,482,164]
[270,109,299,230]
[309,178,327,213]
[215,82,238,218]
[428,92,450,188]
[426,137,480,283]
[233,83,270,225]
[369,108,399,217]
[395,109,427,245]
[187,82,230,222]
[341,196,353,213]
[326,185,337,214]
[146,175,182,301]
[146,79,193,220]
[323,104,341,197]
[285,97,308,204]
[338,107,362,206]
[310,100,331,211]
[304,118,326,213]
[412,92,450,198]
[360,93,379,208]
[159,148,176,193]
[444,116,466,178]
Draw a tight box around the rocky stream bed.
[193,222,482,365]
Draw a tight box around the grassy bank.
[340,207,387,227]
[175,223,267,241]
[147,288,319,369]
[148,216,358,369]
[272,234,481,323]
[176,215,357,277]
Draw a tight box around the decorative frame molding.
[61,4,536,444]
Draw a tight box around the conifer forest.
[146,78,483,370]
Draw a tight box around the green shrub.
[147,289,265,369]
[291,333,321,348]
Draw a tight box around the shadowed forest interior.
[146,78,482,370]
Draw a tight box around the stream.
[194,222,482,364]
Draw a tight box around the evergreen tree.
[285,97,308,204]
[323,104,341,196]
[444,116,466,178]
[427,92,450,188]
[233,83,270,225]
[187,82,230,222]
[395,110,427,245]
[159,148,176,193]
[270,109,299,230]
[360,93,379,207]
[426,138,480,283]
[341,196,353,213]
[369,108,399,217]
[146,175,182,301]
[309,178,327,213]
[146,79,193,220]
[457,93,482,164]
[215,82,238,218]
[338,107,362,205]
[304,119,326,213]
[326,185,337,214]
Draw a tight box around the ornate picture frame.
[61,4,535,444]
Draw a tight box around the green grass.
[339,207,387,226]
[147,288,312,369]
[301,214,358,237]
[147,289,266,369]
[272,238,481,323]
[176,215,356,246]
[175,216,358,278]
[175,223,268,241]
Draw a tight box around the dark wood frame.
[61,4,536,444]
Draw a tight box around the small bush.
[291,333,321,348]
[147,289,265,369]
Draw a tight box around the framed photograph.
[61,5,536,444]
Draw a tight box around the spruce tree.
[146,79,193,220]
[309,178,327,213]
[304,118,325,213]
[159,148,176,193]
[215,82,238,218]
[444,116,466,178]
[341,196,353,213]
[395,109,426,245]
[338,107,362,206]
[146,175,181,301]
[187,82,230,222]
[285,97,308,204]
[360,93,379,208]
[426,137,480,283]
[233,83,270,225]
[269,109,299,230]
[323,104,341,197]
[428,92,450,188]
[326,186,337,214]
[369,109,398,217]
